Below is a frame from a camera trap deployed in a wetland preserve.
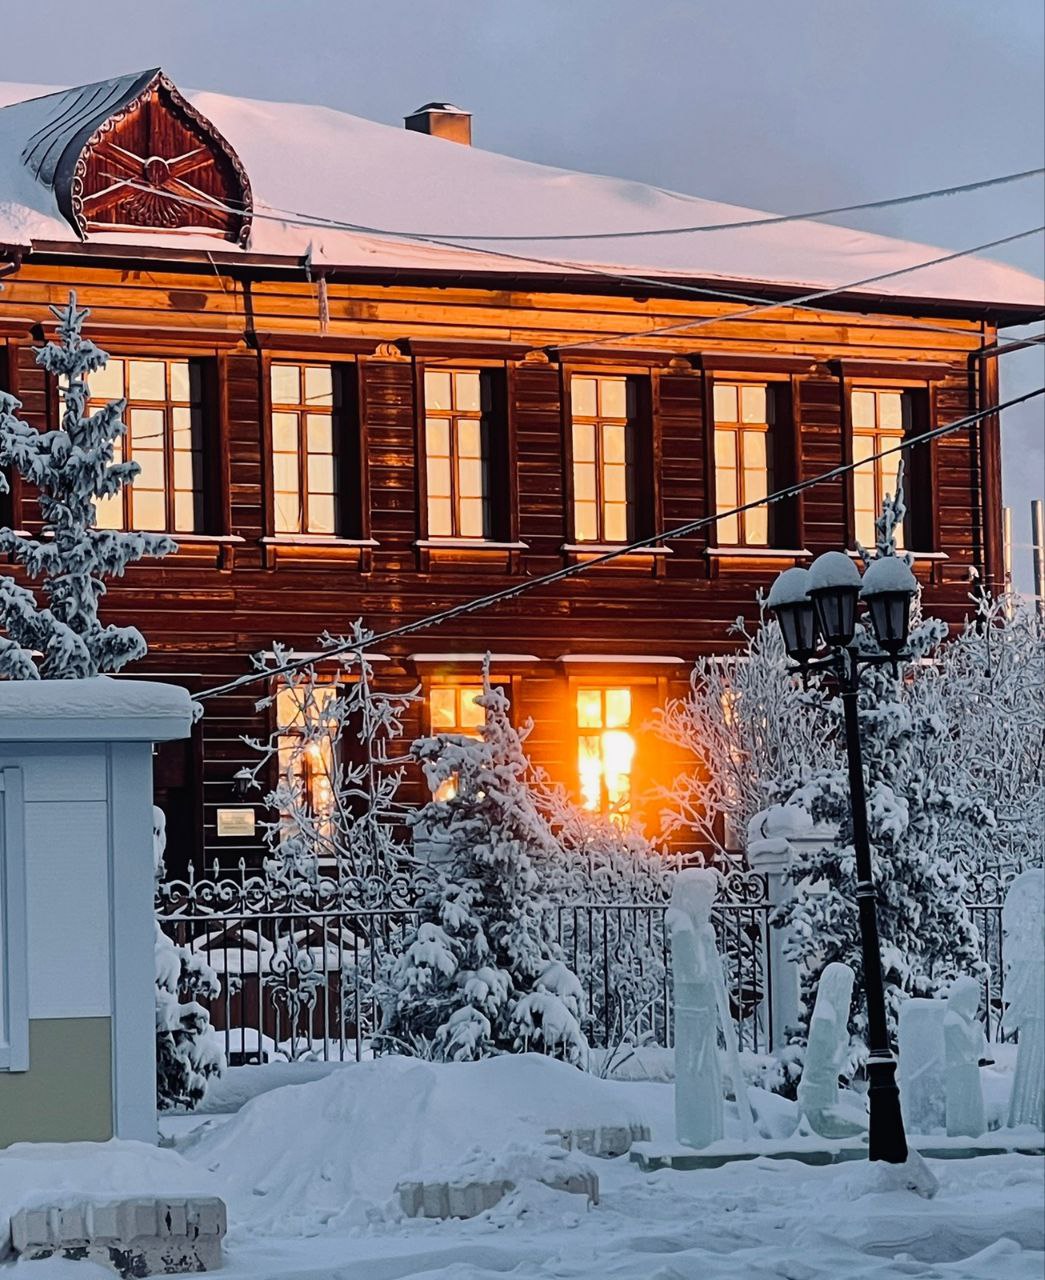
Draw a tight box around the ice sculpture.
[1002,868,1045,1131]
[944,977,986,1139]
[798,962,865,1138]
[668,869,753,1148]
[898,998,946,1134]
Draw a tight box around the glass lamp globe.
[766,566,819,664]
[807,551,863,649]
[860,555,917,655]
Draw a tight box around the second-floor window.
[423,370,490,539]
[851,388,909,548]
[270,363,338,535]
[90,357,205,533]
[713,382,773,546]
[570,375,636,544]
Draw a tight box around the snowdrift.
[182,1053,648,1233]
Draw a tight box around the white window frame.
[0,767,28,1072]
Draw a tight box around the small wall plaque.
[216,808,256,838]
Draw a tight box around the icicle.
[317,274,329,334]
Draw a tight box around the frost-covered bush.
[931,594,1044,873]
[0,293,173,678]
[153,808,224,1111]
[378,662,586,1064]
[242,626,417,883]
[155,929,225,1112]
[654,608,832,860]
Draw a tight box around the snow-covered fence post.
[0,677,193,1147]
[745,805,832,1050]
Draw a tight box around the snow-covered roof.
[0,675,194,741]
[1,71,1042,314]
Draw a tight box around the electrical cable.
[193,385,1044,703]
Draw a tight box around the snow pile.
[0,1141,221,1249]
[181,1054,646,1233]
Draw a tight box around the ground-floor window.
[576,686,635,820]
[428,683,485,800]
[276,679,338,830]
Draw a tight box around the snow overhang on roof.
[0,71,1042,318]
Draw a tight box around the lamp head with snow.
[859,555,918,657]
[806,551,863,649]
[766,566,819,665]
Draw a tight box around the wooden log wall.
[0,257,1001,871]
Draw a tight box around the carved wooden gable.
[22,70,252,245]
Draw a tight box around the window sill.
[261,536,380,547]
[845,549,949,562]
[261,535,378,570]
[171,533,247,545]
[415,538,529,551]
[706,547,812,559]
[561,543,674,556]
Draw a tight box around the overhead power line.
[550,225,1045,355]
[122,166,1045,243]
[194,385,1045,704]
[113,177,1043,351]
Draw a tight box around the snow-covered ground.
[2,1054,1043,1279]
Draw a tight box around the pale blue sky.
[5,0,1043,585]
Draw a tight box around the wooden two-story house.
[0,70,1041,871]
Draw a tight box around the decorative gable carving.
[23,70,252,245]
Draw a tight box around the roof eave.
[13,238,1045,327]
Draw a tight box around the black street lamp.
[768,550,918,1165]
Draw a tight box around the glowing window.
[713,382,774,547]
[270,363,337,535]
[851,389,910,549]
[570,375,635,544]
[276,680,337,828]
[577,686,635,818]
[88,357,205,533]
[429,684,485,800]
[424,370,491,539]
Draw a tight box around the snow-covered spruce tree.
[0,293,173,678]
[653,606,831,861]
[242,626,417,883]
[534,774,677,903]
[378,661,586,1063]
[775,484,987,1038]
[532,783,676,1050]
[153,808,225,1112]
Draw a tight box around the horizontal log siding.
[0,263,997,867]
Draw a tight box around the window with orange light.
[576,686,635,818]
[428,684,485,800]
[570,375,636,544]
[851,388,910,549]
[276,681,338,827]
[88,356,206,533]
[712,382,774,547]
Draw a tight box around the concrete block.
[544,1167,600,1205]
[547,1121,651,1157]
[397,1165,598,1219]
[9,1196,227,1276]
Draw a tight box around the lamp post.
[767,550,919,1164]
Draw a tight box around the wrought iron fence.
[965,869,1018,1043]
[552,870,773,1053]
[157,865,436,1064]
[156,863,1018,1065]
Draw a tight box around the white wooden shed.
[0,677,193,1146]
